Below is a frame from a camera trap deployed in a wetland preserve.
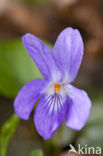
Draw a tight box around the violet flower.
[14,27,91,140]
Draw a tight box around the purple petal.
[34,94,68,140]
[22,33,61,81]
[65,85,91,130]
[53,28,84,82]
[14,79,49,120]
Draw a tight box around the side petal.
[34,94,68,140]
[22,33,61,81]
[65,85,91,130]
[14,79,49,120]
[53,27,84,82]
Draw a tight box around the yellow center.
[54,84,61,94]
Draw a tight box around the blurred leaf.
[0,114,20,156]
[29,149,44,156]
[76,97,103,148]
[0,39,42,98]
[25,0,50,5]
[54,123,78,146]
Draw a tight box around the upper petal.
[14,79,49,120]
[65,85,91,130]
[22,33,61,82]
[53,27,84,83]
[34,94,68,140]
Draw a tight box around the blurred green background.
[0,0,103,156]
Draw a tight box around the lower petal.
[14,79,49,120]
[34,94,68,140]
[65,85,91,130]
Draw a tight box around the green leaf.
[25,0,50,5]
[76,96,103,148]
[0,114,20,156]
[29,149,44,156]
[0,39,42,98]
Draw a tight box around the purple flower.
[14,27,91,140]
